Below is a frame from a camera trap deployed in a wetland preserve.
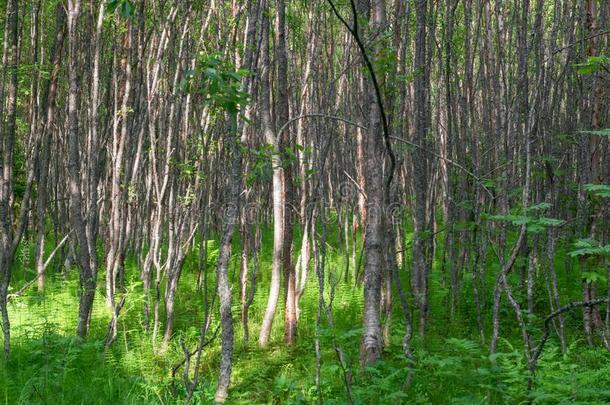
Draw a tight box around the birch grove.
[1,0,609,403]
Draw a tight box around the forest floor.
[2,227,610,404]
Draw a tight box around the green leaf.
[489,214,530,225]
[579,128,610,137]
[574,55,610,75]
[482,178,496,189]
[584,183,610,198]
[107,0,134,18]
[568,239,610,257]
[581,271,607,284]
[120,0,134,18]
[536,217,565,227]
[574,62,598,75]
[107,0,120,13]
[527,223,546,233]
[526,202,551,212]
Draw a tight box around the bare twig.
[550,30,610,58]
[390,135,494,198]
[342,170,367,200]
[277,113,366,139]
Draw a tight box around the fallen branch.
[171,323,221,379]
[8,231,72,300]
[104,295,126,349]
[530,298,610,371]
[527,298,610,399]
[489,225,528,354]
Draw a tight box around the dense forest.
[1,0,609,403]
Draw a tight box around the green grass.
[2,225,610,404]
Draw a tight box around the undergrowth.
[1,226,610,404]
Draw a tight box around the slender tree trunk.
[214,112,240,403]
[35,3,66,292]
[67,0,98,339]
[276,0,297,346]
[411,0,431,336]
[360,0,387,366]
[0,0,19,360]
[259,13,284,347]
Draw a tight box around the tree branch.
[326,0,396,189]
